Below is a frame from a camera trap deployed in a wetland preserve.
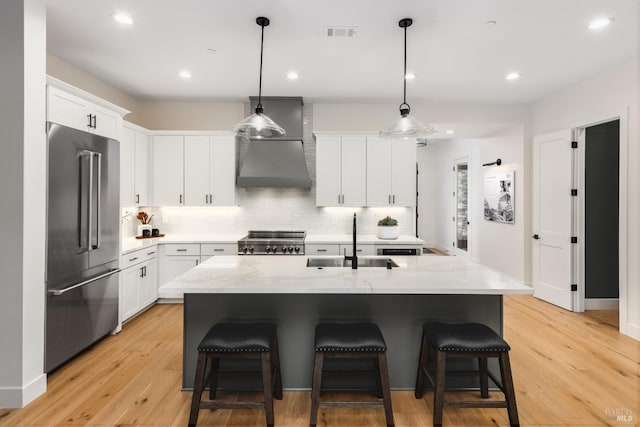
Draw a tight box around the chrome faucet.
[344,212,358,269]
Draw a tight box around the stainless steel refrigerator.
[45,123,120,372]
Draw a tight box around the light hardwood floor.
[0,296,637,426]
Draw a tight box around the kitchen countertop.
[158,255,531,298]
[121,233,423,255]
[305,234,424,244]
[121,234,244,254]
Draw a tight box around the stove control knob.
[265,246,271,253]
[294,246,300,253]
[288,246,294,253]
[242,246,248,254]
[249,246,254,254]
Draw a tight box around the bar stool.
[310,322,394,427]
[188,322,282,427]
[414,322,519,426]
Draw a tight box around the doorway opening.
[581,120,620,312]
[452,158,470,257]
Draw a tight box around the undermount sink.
[306,257,399,268]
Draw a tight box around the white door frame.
[572,110,628,334]
[452,156,471,257]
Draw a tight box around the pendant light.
[233,17,285,139]
[380,18,436,139]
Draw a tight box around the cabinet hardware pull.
[129,257,138,262]
[147,251,155,255]
[196,259,199,266]
[210,194,213,204]
[143,266,147,277]
[87,114,92,127]
[317,249,327,252]
[389,195,391,204]
[179,194,183,204]
[135,194,140,204]
[392,195,395,204]
[213,249,224,252]
[205,195,209,204]
[176,249,187,252]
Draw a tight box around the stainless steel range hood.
[237,97,312,188]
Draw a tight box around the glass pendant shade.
[380,109,436,139]
[233,109,285,139]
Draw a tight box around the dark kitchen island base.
[182,293,503,390]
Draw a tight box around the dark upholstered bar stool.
[414,322,519,426]
[188,323,282,427]
[310,322,394,427]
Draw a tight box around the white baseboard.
[585,299,619,310]
[0,373,46,408]
[626,322,640,341]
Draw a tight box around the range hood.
[237,97,312,188]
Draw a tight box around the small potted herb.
[377,216,399,240]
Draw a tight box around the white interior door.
[452,158,470,257]
[532,130,575,311]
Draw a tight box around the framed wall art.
[484,170,514,224]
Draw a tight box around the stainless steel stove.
[238,230,306,255]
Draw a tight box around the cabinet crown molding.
[46,75,130,117]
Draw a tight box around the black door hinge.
[571,141,578,148]
[571,236,578,244]
[571,189,578,196]
[571,284,578,291]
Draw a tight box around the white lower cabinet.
[120,247,158,322]
[339,244,375,256]
[305,244,340,256]
[160,244,202,286]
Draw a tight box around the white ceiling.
[46,0,637,105]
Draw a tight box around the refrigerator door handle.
[48,268,120,296]
[94,152,102,250]
[78,151,93,252]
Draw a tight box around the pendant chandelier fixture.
[233,17,285,139]
[380,18,436,140]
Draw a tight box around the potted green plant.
[376,216,399,240]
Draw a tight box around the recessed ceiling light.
[178,70,192,79]
[287,72,299,80]
[588,17,613,30]
[445,129,455,135]
[404,73,416,80]
[485,20,497,26]
[111,12,133,25]
[206,48,217,54]
[506,72,521,81]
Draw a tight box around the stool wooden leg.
[478,357,489,398]
[433,350,447,427]
[499,352,520,426]
[272,338,283,400]
[208,358,220,400]
[377,353,395,427]
[414,334,429,399]
[188,352,208,427]
[261,353,275,427]
[373,357,383,398]
[310,352,324,426]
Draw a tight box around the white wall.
[531,59,639,339]
[0,0,47,407]
[420,125,526,282]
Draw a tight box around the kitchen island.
[159,255,532,390]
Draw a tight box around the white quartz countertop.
[305,234,423,244]
[159,255,532,298]
[121,234,243,254]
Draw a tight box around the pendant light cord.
[257,22,265,109]
[403,24,407,107]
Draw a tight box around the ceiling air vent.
[326,26,358,38]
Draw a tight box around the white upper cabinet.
[366,137,416,206]
[184,135,236,206]
[316,135,366,207]
[152,135,185,206]
[121,122,150,207]
[46,76,128,140]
